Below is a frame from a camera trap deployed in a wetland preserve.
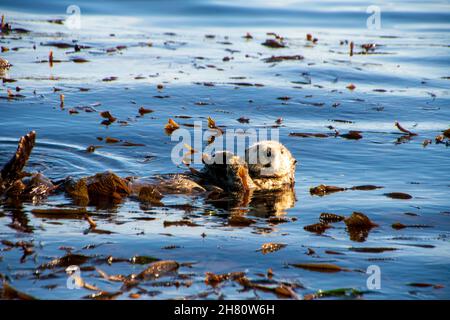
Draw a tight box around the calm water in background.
[0,0,449,299]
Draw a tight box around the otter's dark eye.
[266,148,272,157]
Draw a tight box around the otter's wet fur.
[201,151,256,193]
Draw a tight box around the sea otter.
[0,131,297,213]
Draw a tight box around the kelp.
[395,121,417,136]
[261,39,285,48]
[204,271,245,286]
[138,186,163,205]
[1,131,35,185]
[1,282,37,300]
[85,172,131,201]
[310,184,382,196]
[304,287,363,300]
[384,192,412,200]
[290,132,333,138]
[263,55,303,63]
[165,118,180,135]
[392,222,432,230]
[310,184,345,196]
[340,131,362,140]
[290,263,346,273]
[31,207,89,219]
[344,212,378,229]
[344,212,378,242]
[39,253,90,269]
[228,215,256,227]
[163,220,200,227]
[235,276,299,299]
[319,213,345,223]
[136,260,179,280]
[100,111,117,123]
[303,223,331,234]
[259,243,287,254]
[349,247,397,253]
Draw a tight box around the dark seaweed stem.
[0,131,36,189]
[395,121,417,136]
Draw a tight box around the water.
[0,0,449,300]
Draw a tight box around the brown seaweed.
[290,263,346,273]
[163,220,200,227]
[384,192,412,199]
[319,213,345,223]
[344,212,378,242]
[1,282,36,300]
[310,184,346,196]
[261,39,285,48]
[259,243,287,254]
[165,118,180,135]
[228,215,256,227]
[304,223,331,234]
[263,55,303,63]
[340,131,362,140]
[1,131,35,186]
[205,271,245,286]
[136,260,179,280]
[395,121,417,136]
[39,253,90,269]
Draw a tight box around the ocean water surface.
[0,0,449,299]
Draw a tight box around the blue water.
[0,0,449,300]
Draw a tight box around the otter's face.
[245,141,296,179]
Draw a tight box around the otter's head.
[245,141,296,180]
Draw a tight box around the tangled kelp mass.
[1,1,450,300]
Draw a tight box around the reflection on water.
[205,187,296,217]
[0,0,450,300]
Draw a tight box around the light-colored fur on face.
[245,141,296,178]
[244,141,296,190]
[202,142,297,192]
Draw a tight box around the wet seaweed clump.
[0,131,55,201]
[340,131,362,140]
[1,282,36,300]
[290,263,346,273]
[259,242,287,254]
[306,33,318,43]
[303,222,331,234]
[0,57,11,70]
[263,55,303,63]
[310,184,345,196]
[304,288,363,300]
[261,39,286,48]
[344,212,378,242]
[138,186,163,205]
[310,184,382,196]
[320,212,345,223]
[65,172,130,205]
[136,260,179,280]
[165,118,180,135]
[384,192,412,200]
